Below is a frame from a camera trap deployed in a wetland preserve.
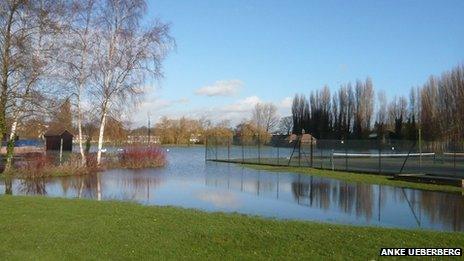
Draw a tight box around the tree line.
[127,103,280,146]
[291,64,464,142]
[0,0,174,168]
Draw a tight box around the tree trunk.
[96,110,107,165]
[77,93,86,166]
[0,6,15,153]
[5,119,18,171]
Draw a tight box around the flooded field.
[1,147,463,232]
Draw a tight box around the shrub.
[7,152,97,178]
[117,146,166,169]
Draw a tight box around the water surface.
[1,147,463,232]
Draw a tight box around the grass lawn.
[0,196,463,260]
[240,163,464,193]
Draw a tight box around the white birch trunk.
[96,173,101,201]
[9,120,17,141]
[78,178,84,198]
[5,119,18,170]
[96,109,107,165]
[77,92,85,166]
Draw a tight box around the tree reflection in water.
[17,179,47,195]
[2,163,463,232]
[204,170,463,231]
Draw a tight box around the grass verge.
[241,164,464,193]
[0,195,462,260]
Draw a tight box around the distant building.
[189,133,201,144]
[127,135,160,144]
[44,128,74,151]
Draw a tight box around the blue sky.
[135,0,464,126]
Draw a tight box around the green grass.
[0,196,462,260]
[241,164,464,193]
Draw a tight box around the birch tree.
[0,0,27,144]
[62,0,97,165]
[92,0,173,164]
[1,0,64,170]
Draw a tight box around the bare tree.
[0,0,64,169]
[60,0,98,165]
[91,0,173,164]
[353,78,374,138]
[278,116,293,135]
[252,102,279,133]
[375,90,387,137]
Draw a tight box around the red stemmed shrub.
[8,152,94,178]
[118,146,166,169]
[15,153,54,177]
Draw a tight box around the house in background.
[44,128,74,151]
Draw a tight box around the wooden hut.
[44,128,74,151]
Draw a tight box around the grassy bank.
[241,164,464,193]
[0,196,462,260]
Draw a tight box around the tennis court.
[205,137,464,178]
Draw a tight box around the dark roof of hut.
[44,127,74,137]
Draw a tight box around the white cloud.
[140,98,189,111]
[221,96,262,113]
[131,97,190,126]
[195,80,243,97]
[280,96,293,108]
[132,95,293,127]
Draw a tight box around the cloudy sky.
[132,0,464,127]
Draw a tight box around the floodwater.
[1,147,463,232]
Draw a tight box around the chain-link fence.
[205,136,464,178]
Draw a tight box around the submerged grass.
[240,163,464,193]
[0,195,462,260]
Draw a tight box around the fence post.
[454,141,457,175]
[298,137,301,167]
[205,136,208,161]
[241,139,244,163]
[345,140,348,171]
[227,139,230,161]
[418,128,422,169]
[378,138,382,175]
[331,149,334,170]
[310,137,314,168]
[215,138,218,160]
[277,145,280,165]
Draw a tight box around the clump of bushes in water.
[115,146,166,169]
[2,146,166,178]
[3,152,100,178]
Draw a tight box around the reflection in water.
[203,168,463,232]
[195,191,240,208]
[4,177,12,195]
[18,179,47,195]
[1,147,463,232]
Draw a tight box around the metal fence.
[205,136,464,178]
